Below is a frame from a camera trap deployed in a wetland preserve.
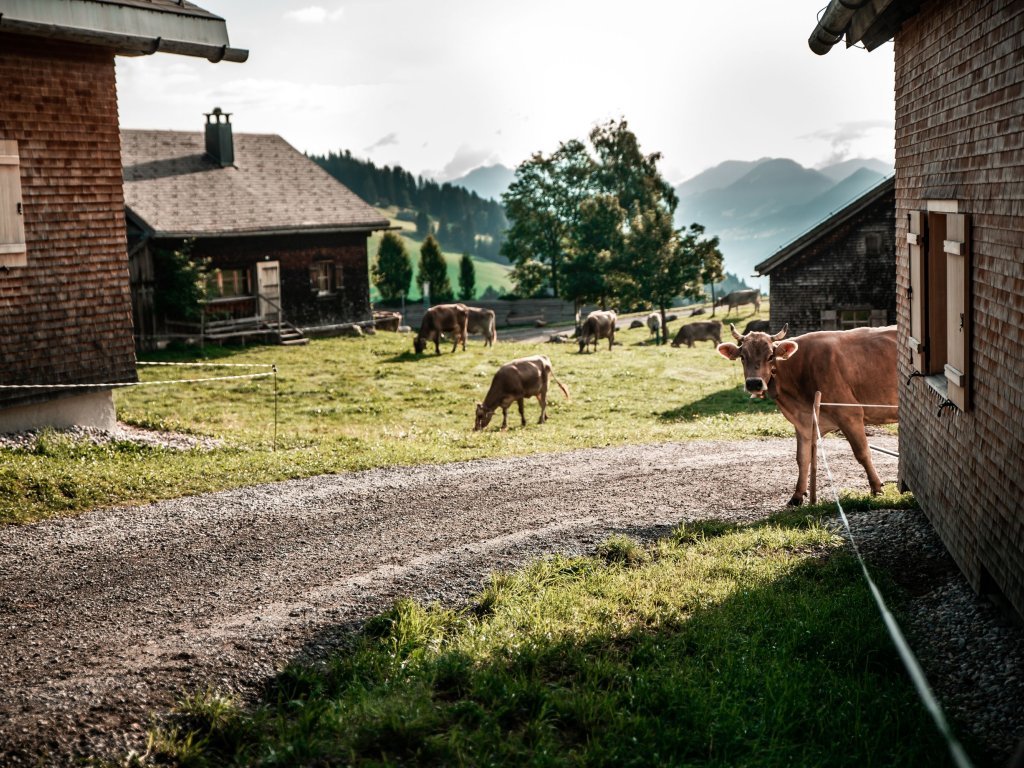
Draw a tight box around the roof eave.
[808,0,921,55]
[147,223,393,239]
[755,176,895,275]
[0,0,248,62]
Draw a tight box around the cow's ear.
[774,340,799,360]
[717,342,741,360]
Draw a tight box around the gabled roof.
[122,130,391,238]
[0,0,247,61]
[755,175,895,275]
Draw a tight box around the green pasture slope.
[367,210,513,302]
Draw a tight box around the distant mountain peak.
[449,164,515,202]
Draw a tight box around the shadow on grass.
[156,508,957,768]
[658,386,776,422]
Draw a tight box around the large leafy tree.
[372,232,413,302]
[502,118,706,323]
[417,235,453,303]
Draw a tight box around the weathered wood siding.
[767,188,896,337]
[0,35,137,409]
[894,0,1024,618]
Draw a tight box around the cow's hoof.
[787,496,804,507]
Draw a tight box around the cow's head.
[413,336,427,354]
[716,323,797,399]
[474,402,494,431]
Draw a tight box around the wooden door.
[256,261,281,323]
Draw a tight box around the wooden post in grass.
[810,390,822,504]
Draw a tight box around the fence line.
[812,405,973,768]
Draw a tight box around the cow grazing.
[716,288,761,316]
[717,323,898,506]
[578,310,617,353]
[671,320,722,348]
[466,306,497,346]
[743,319,770,335]
[413,303,469,355]
[646,312,661,337]
[474,355,570,431]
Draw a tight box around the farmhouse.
[755,176,896,336]
[809,0,1024,621]
[0,0,245,433]
[122,115,391,349]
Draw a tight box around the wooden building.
[0,0,245,432]
[755,176,896,336]
[809,0,1024,620]
[122,116,391,348]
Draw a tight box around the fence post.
[810,390,822,504]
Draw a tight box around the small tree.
[458,252,476,300]
[415,210,431,238]
[153,239,208,322]
[372,232,413,302]
[417,235,453,303]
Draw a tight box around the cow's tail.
[489,315,497,345]
[553,375,571,403]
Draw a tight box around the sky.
[116,1,897,185]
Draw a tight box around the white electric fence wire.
[813,417,974,768]
[136,361,275,369]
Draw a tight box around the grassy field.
[368,210,513,302]
[0,310,791,524]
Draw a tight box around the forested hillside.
[310,150,508,261]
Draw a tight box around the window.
[207,268,251,299]
[821,308,888,330]
[0,139,27,269]
[311,261,333,295]
[839,309,871,329]
[907,205,971,410]
[864,233,882,256]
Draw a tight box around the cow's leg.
[538,388,548,423]
[500,406,509,431]
[790,425,813,506]
[840,418,884,495]
[517,398,526,427]
[434,334,442,355]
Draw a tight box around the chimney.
[204,107,234,167]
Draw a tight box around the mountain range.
[450,156,894,279]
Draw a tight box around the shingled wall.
[0,35,137,412]
[894,0,1024,618]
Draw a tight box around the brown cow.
[474,355,570,431]
[578,310,617,353]
[466,306,497,346]
[413,303,469,355]
[717,323,898,505]
[671,320,722,348]
[715,288,761,316]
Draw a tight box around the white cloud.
[437,145,503,181]
[283,6,344,24]
[365,133,399,152]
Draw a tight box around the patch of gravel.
[0,434,1020,766]
[0,423,222,452]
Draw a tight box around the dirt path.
[1,435,1016,765]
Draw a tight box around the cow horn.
[730,323,742,341]
[772,323,789,341]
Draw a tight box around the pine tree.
[417,235,453,303]
[458,253,476,300]
[372,232,413,302]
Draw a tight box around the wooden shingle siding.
[894,0,1024,618]
[0,35,137,408]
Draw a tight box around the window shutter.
[0,139,27,268]
[944,214,970,410]
[907,211,927,372]
[870,309,888,327]
[821,310,837,330]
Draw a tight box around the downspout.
[808,0,870,55]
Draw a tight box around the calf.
[717,323,898,505]
[646,312,661,337]
[671,320,722,348]
[465,306,497,346]
[743,319,770,335]
[413,303,469,355]
[578,310,617,353]
[474,355,570,431]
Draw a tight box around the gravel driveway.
[1,435,1022,766]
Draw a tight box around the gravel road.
[1,434,1021,766]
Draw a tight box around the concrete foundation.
[0,391,117,434]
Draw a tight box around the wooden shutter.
[821,309,837,330]
[0,139,27,268]
[944,214,970,410]
[870,309,888,327]
[907,211,927,372]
